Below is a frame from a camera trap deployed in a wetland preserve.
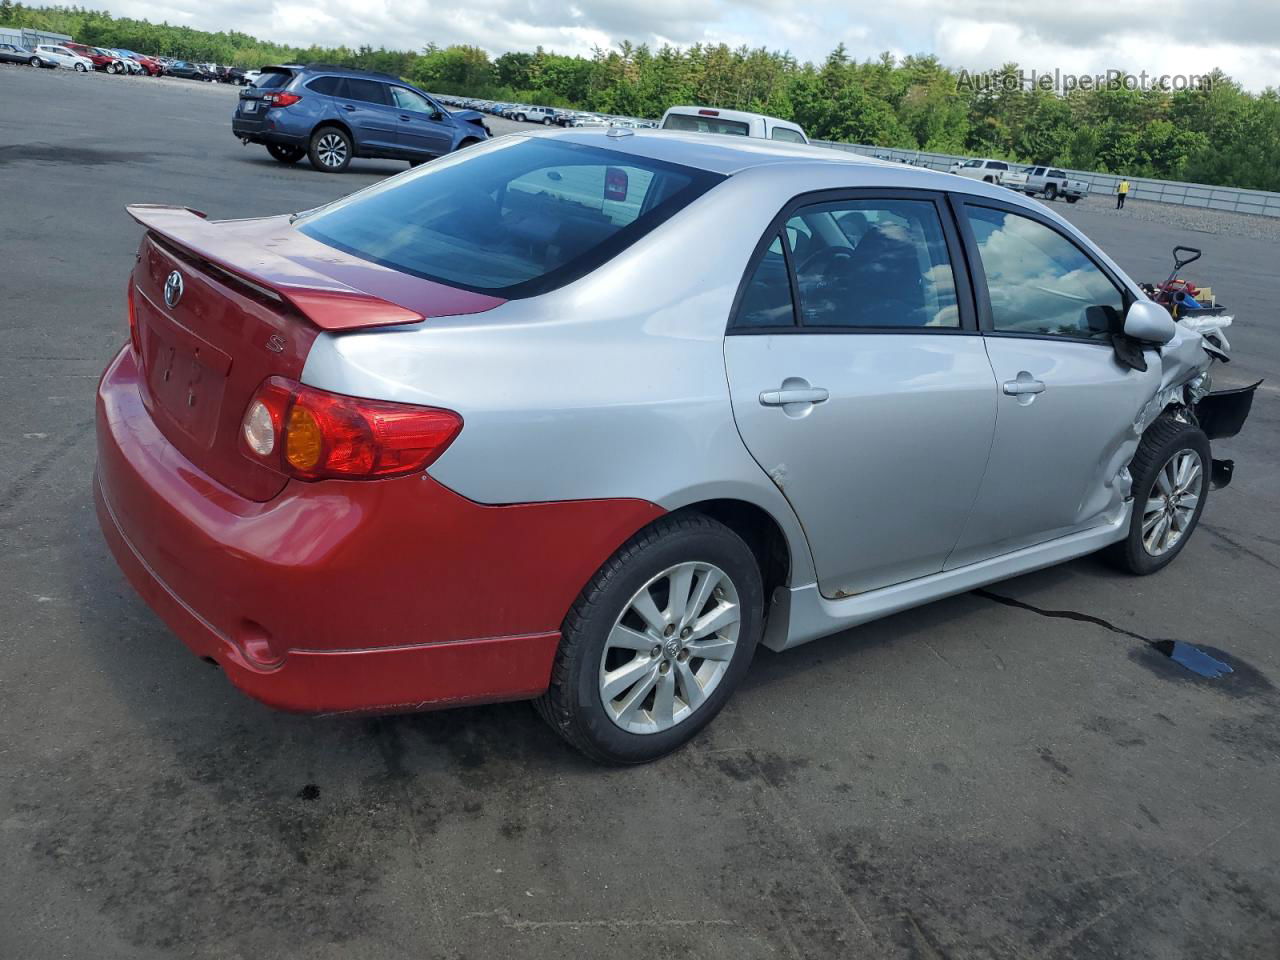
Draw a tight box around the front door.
[724,193,998,597]
[390,86,454,158]
[946,201,1161,567]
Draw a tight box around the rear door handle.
[1003,377,1046,396]
[760,387,829,406]
[399,114,411,121]
[342,104,355,112]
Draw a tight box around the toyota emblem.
[163,270,184,308]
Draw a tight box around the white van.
[660,106,808,144]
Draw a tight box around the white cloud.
[110,0,1279,90]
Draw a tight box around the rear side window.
[737,234,795,328]
[256,70,292,90]
[964,206,1124,340]
[989,162,1008,171]
[306,76,344,96]
[297,139,723,298]
[770,127,805,143]
[790,200,959,328]
[662,113,750,136]
[344,78,389,104]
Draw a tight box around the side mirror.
[1124,299,1177,344]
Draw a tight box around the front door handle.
[342,103,355,112]
[1002,377,1045,396]
[760,387,829,406]
[399,114,411,121]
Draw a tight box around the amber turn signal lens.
[285,405,323,470]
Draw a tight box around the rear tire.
[29,57,40,67]
[308,126,352,172]
[267,143,305,164]
[1106,417,1210,576]
[1066,196,1079,204]
[535,514,764,764]
[515,113,526,122]
[1045,184,1059,201]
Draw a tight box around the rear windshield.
[256,70,292,89]
[297,138,723,298]
[662,113,750,136]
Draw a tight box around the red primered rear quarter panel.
[96,348,665,708]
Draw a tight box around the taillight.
[262,91,302,107]
[239,377,462,481]
[127,282,141,356]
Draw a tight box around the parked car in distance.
[660,105,809,143]
[96,129,1246,763]
[0,42,41,66]
[63,42,127,73]
[241,69,262,85]
[32,44,95,71]
[232,64,491,172]
[948,158,1029,190]
[123,51,165,76]
[165,60,215,81]
[1022,166,1089,204]
[511,105,558,124]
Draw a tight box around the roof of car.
[532,127,890,176]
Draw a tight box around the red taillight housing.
[240,377,462,481]
[127,282,141,356]
[262,92,302,107]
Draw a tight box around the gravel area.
[1065,195,1280,243]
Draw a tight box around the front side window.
[298,139,722,297]
[965,206,1124,340]
[392,87,434,113]
[962,159,982,168]
[787,199,960,328]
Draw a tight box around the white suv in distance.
[660,106,808,144]
[33,44,95,71]
[514,106,558,124]
[949,158,1029,190]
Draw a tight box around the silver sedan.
[97,129,1249,763]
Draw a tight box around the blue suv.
[232,64,491,173]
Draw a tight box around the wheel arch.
[669,498,793,603]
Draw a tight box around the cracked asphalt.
[2,67,1278,959]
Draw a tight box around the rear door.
[390,86,453,157]
[946,198,1160,567]
[333,77,399,153]
[724,191,998,597]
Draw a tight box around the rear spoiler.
[125,204,424,331]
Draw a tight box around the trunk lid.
[126,205,503,501]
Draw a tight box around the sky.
[113,0,1280,91]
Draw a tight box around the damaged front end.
[1132,311,1260,491]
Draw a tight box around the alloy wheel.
[1141,448,1202,556]
[316,133,348,168]
[598,561,740,734]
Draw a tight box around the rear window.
[297,138,723,298]
[256,70,292,90]
[662,113,750,136]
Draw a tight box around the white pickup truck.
[948,158,1029,191]
[1021,166,1089,204]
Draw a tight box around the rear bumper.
[95,347,663,713]
[232,117,307,148]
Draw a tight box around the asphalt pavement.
[1,66,1277,960]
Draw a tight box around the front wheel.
[535,514,764,764]
[308,126,352,172]
[1107,417,1210,575]
[29,56,41,67]
[74,62,87,72]
[515,113,526,122]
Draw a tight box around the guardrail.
[811,140,1280,219]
